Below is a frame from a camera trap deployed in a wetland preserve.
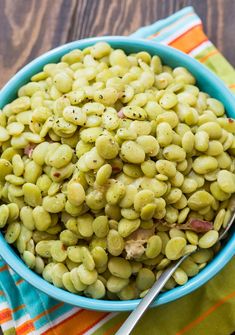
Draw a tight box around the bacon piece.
[125,242,145,259]
[127,227,155,241]
[117,109,125,118]
[124,228,155,259]
[24,143,37,158]
[177,218,213,233]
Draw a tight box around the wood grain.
[0,0,235,89]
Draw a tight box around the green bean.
[12,154,24,176]
[169,228,185,239]
[181,258,199,277]
[198,230,219,248]
[22,250,36,269]
[198,122,222,139]
[32,206,51,231]
[213,208,226,231]
[106,276,129,293]
[96,164,112,185]
[165,237,186,260]
[122,106,147,120]
[217,170,235,193]
[77,214,93,238]
[145,235,162,258]
[106,180,125,205]
[172,268,188,285]
[188,190,213,210]
[185,231,198,245]
[60,229,78,246]
[48,144,73,169]
[42,193,66,213]
[163,144,186,162]
[77,264,98,285]
[96,134,119,160]
[108,257,132,279]
[121,140,145,164]
[91,246,108,268]
[134,190,155,211]
[119,185,137,208]
[207,98,225,116]
[23,183,42,207]
[34,256,45,274]
[26,239,35,254]
[210,182,231,201]
[181,178,198,194]
[51,240,67,262]
[61,272,77,293]
[85,279,106,299]
[191,249,214,263]
[118,282,138,300]
[155,160,176,178]
[136,268,155,290]
[6,204,19,222]
[35,240,54,258]
[107,229,124,256]
[141,160,157,177]
[52,263,68,288]
[69,267,87,291]
[194,131,209,152]
[118,218,140,237]
[67,246,82,263]
[165,188,182,204]
[42,263,56,283]
[156,122,173,147]
[0,159,12,181]
[182,131,194,153]
[159,92,178,109]
[67,182,85,206]
[5,222,21,243]
[92,216,109,238]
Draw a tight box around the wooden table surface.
[0,0,235,334]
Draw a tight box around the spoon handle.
[115,254,189,335]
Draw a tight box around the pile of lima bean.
[1,42,235,300]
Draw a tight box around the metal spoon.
[115,209,235,335]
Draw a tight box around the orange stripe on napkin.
[176,289,235,335]
[13,304,25,313]
[0,304,25,323]
[0,308,11,323]
[16,278,24,285]
[16,320,35,335]
[0,265,8,272]
[32,302,64,322]
[198,50,219,63]
[43,309,108,335]
[169,24,208,53]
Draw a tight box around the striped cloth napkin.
[1,6,235,335]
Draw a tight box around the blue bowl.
[0,36,235,312]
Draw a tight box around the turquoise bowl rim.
[0,36,235,312]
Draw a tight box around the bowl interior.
[0,36,235,312]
